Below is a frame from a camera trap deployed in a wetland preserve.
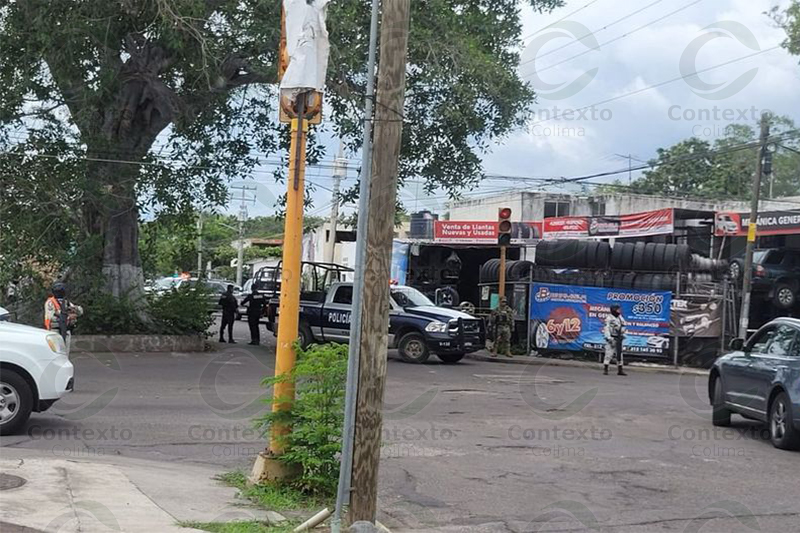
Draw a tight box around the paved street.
[2,319,799,532]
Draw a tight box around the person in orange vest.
[44,282,83,340]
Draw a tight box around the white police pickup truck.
[266,282,485,364]
[0,312,74,435]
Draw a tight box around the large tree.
[0,0,561,296]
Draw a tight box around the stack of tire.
[529,240,725,292]
[479,258,534,283]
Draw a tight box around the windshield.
[155,277,179,290]
[391,287,435,308]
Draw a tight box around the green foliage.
[148,284,216,336]
[72,284,214,336]
[216,472,325,511]
[772,2,800,58]
[179,521,295,533]
[1,0,563,296]
[254,343,348,497]
[629,115,800,199]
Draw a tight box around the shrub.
[73,290,149,335]
[255,343,348,496]
[148,284,216,336]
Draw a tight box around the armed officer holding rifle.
[603,304,627,376]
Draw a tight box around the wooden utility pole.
[738,113,770,339]
[349,0,411,523]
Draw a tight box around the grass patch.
[215,471,330,512]
[179,520,295,533]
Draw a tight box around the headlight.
[46,334,67,355]
[425,321,449,333]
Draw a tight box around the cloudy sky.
[233,0,800,219]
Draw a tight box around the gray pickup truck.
[266,281,485,364]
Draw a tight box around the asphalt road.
[2,318,799,532]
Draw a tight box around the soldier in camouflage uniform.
[491,296,514,358]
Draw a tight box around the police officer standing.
[603,304,627,376]
[218,285,238,343]
[241,285,266,345]
[490,296,514,358]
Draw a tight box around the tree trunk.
[82,156,144,297]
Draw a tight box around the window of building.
[544,201,571,218]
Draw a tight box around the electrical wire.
[521,0,603,42]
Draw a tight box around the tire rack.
[478,240,738,366]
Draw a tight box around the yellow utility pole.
[250,3,325,483]
[270,94,308,453]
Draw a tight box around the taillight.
[754,265,767,277]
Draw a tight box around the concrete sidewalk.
[0,453,273,533]
[466,350,709,376]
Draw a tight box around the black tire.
[594,271,605,288]
[583,241,598,268]
[634,274,652,291]
[535,240,551,265]
[612,272,625,289]
[651,274,664,291]
[654,243,668,271]
[769,391,800,450]
[550,240,581,267]
[643,243,658,271]
[633,242,647,270]
[596,242,611,269]
[437,353,465,364]
[664,244,679,272]
[622,273,636,289]
[504,260,518,281]
[773,283,797,309]
[0,369,33,436]
[711,378,731,427]
[677,244,691,271]
[298,322,314,350]
[611,243,626,270]
[622,242,636,270]
[398,332,431,364]
[480,259,500,283]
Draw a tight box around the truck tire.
[611,242,626,270]
[0,369,33,436]
[398,332,431,364]
[596,241,611,269]
[622,242,636,270]
[643,243,658,271]
[298,322,314,350]
[437,353,465,364]
[653,243,667,271]
[633,242,647,270]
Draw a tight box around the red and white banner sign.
[714,210,800,237]
[434,221,497,243]
[543,208,674,240]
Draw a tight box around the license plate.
[464,342,473,347]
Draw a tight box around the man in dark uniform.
[241,285,266,345]
[218,284,238,343]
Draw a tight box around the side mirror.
[729,338,745,351]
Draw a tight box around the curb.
[465,352,708,376]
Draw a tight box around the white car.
[0,321,74,435]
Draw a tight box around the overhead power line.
[521,0,602,42]
[522,0,704,76]
[529,45,783,126]
[520,0,664,66]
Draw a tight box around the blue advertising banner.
[390,240,410,285]
[530,283,672,358]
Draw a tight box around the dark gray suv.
[729,249,800,309]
